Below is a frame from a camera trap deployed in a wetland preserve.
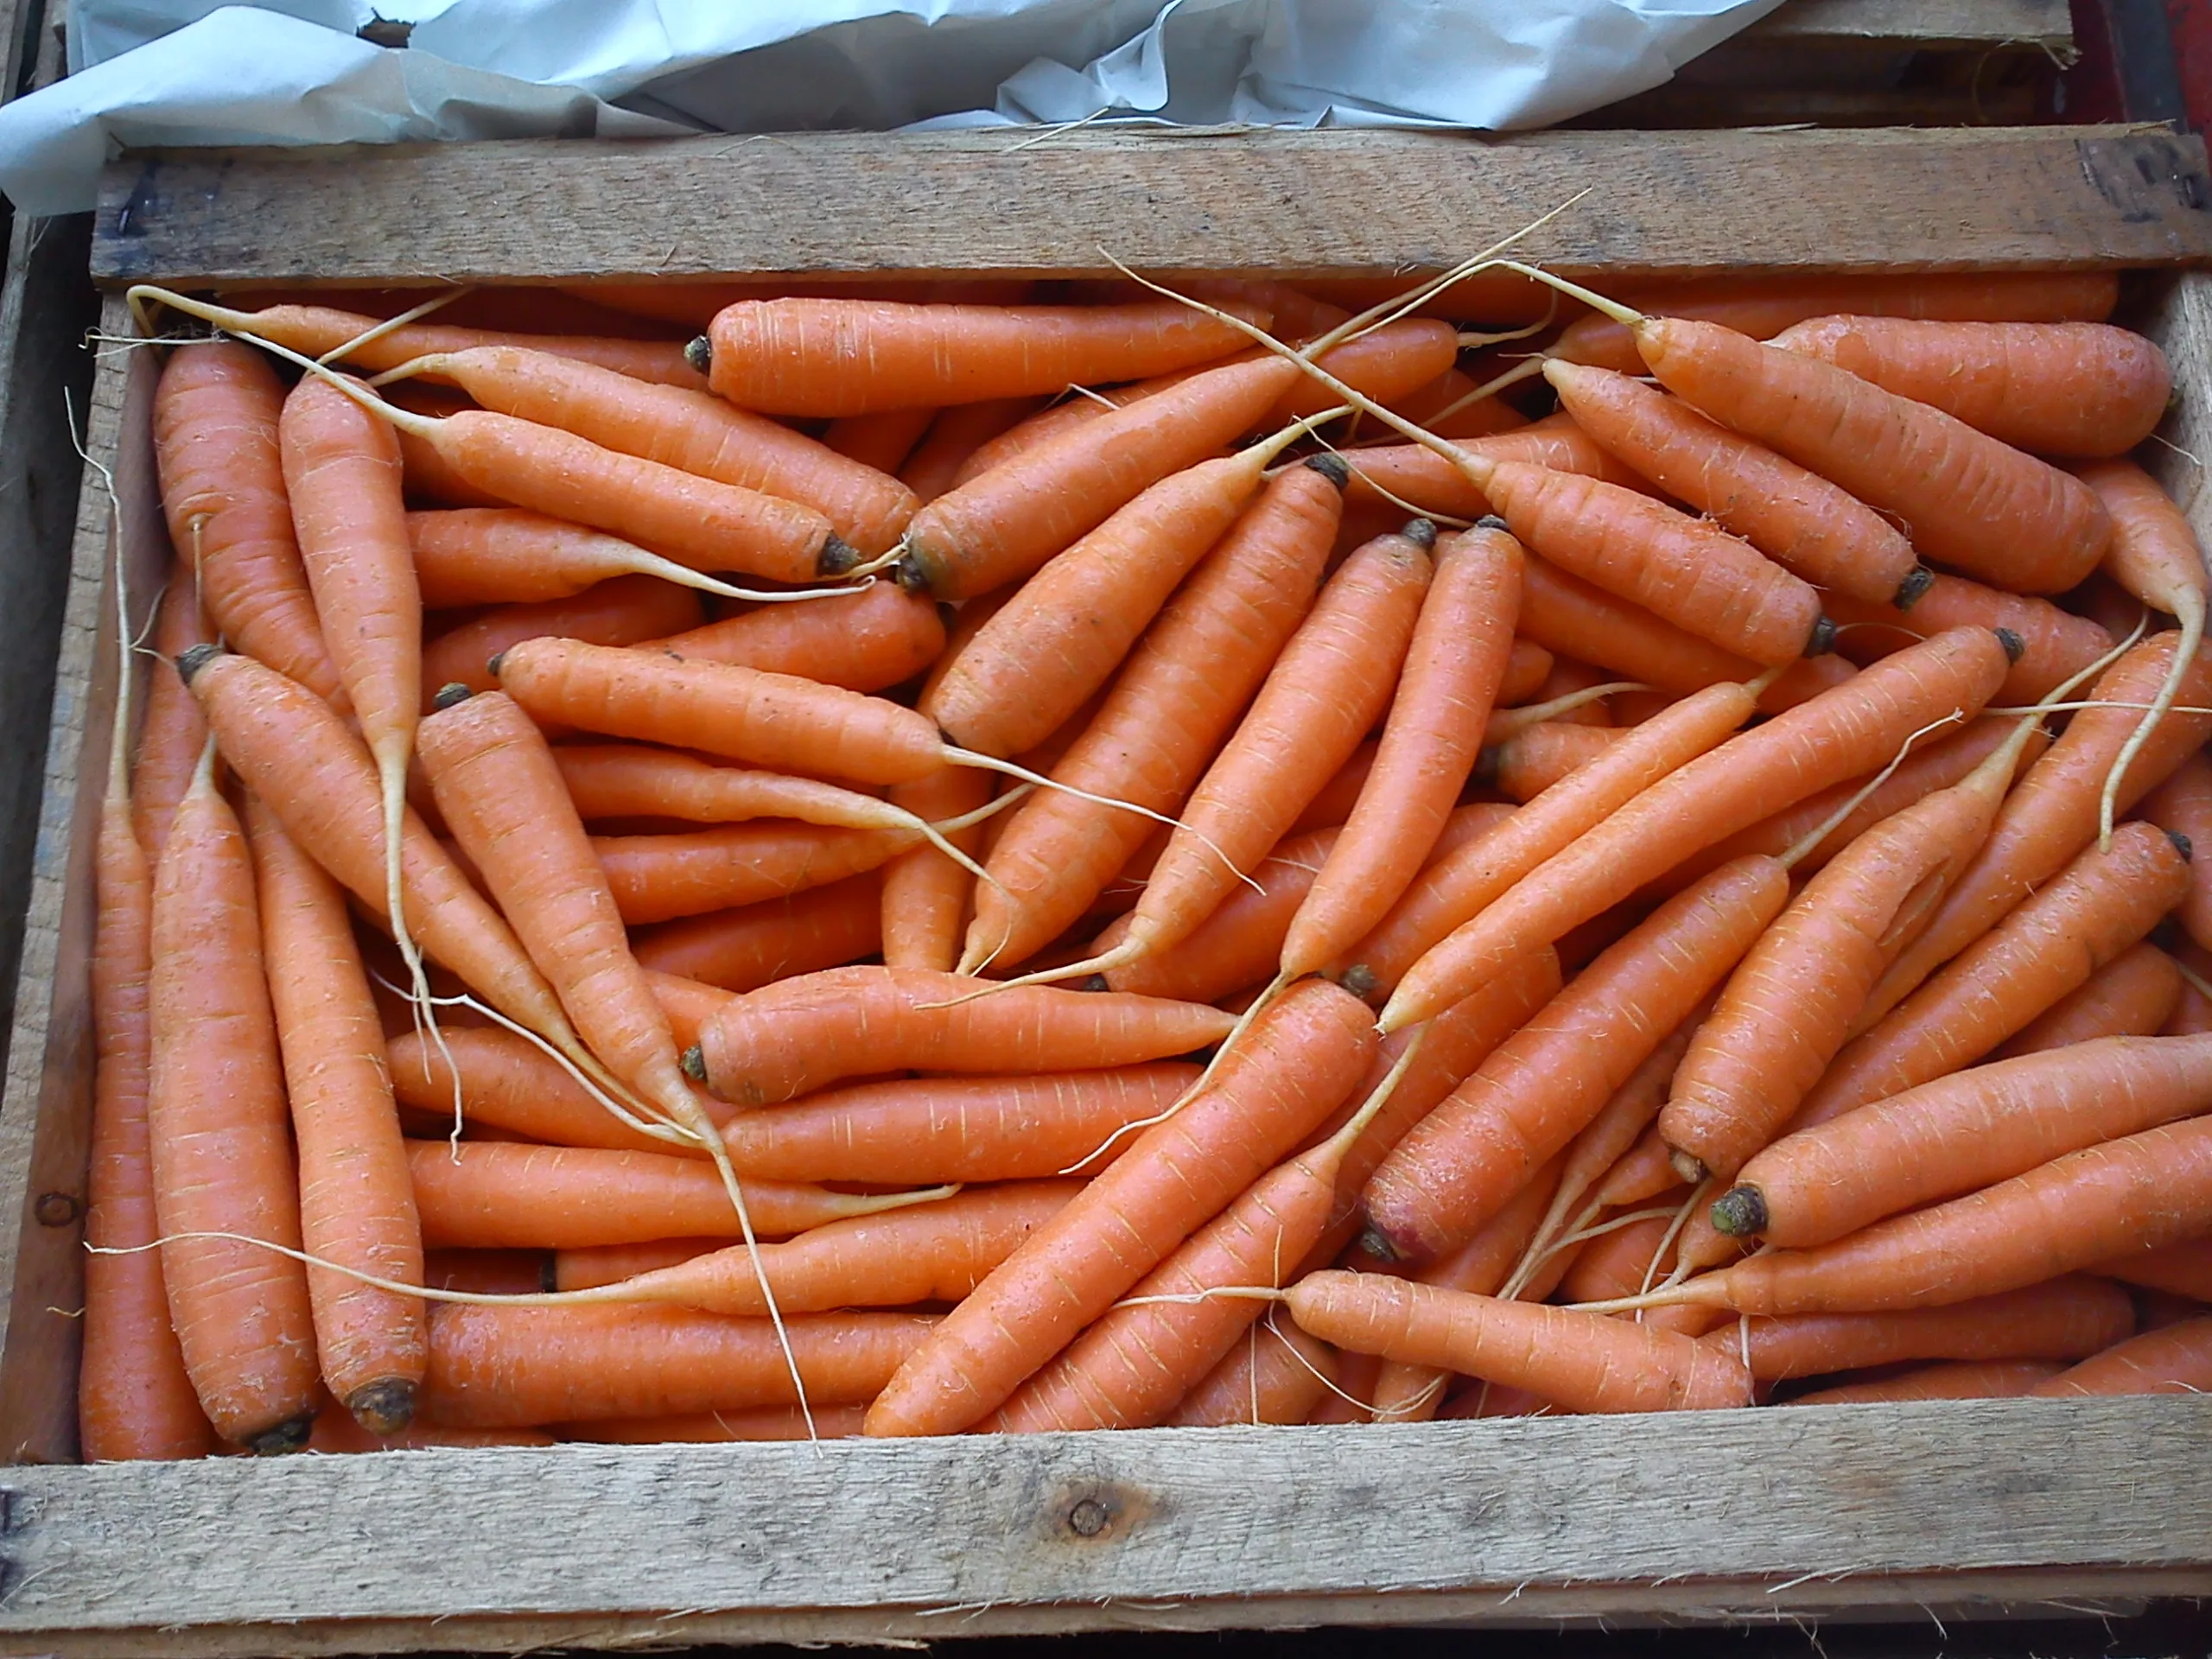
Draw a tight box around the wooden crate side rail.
[90,125,2212,290]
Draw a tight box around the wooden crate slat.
[0,1400,2203,1653]
[91,125,2212,289]
[1744,0,2072,49]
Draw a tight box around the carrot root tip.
[346,1377,419,1434]
[1995,626,2026,664]
[1804,615,1838,658]
[1892,567,1936,612]
[1667,1147,1708,1185]
[245,1413,315,1456]
[1304,452,1351,489]
[431,682,474,712]
[683,336,711,375]
[175,641,221,684]
[679,1044,707,1083]
[817,535,861,578]
[1708,1185,1767,1239]
[1402,517,1440,551]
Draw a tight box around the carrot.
[1481,722,1621,804]
[1629,312,2111,594]
[550,746,888,833]
[1554,1200,1724,1338]
[80,584,212,1460]
[880,769,992,972]
[247,797,426,1433]
[1268,318,1461,424]
[560,1183,1077,1316]
[2142,755,2212,951]
[1770,316,2170,459]
[594,823,912,925]
[551,1240,712,1291]
[406,1140,938,1249]
[1341,414,1660,520]
[308,1409,556,1452]
[406,508,805,609]
[631,872,882,993]
[644,580,946,694]
[1379,626,2014,1033]
[719,1064,1198,1185]
[2076,461,2209,849]
[898,397,1046,502]
[1344,672,1767,1004]
[280,372,427,1032]
[132,575,216,865]
[379,343,918,555]
[424,1249,549,1296]
[556,1406,868,1443]
[1620,1116,2212,1319]
[1542,360,1919,604]
[897,354,1301,601]
[1106,528,1432,970]
[1287,1272,1751,1414]
[1299,269,1566,325]
[645,970,734,1054]
[1282,524,1520,979]
[138,294,704,389]
[1096,828,1341,1004]
[957,460,1346,975]
[864,978,1375,1436]
[1792,822,2192,1136]
[2092,1236,2212,1300]
[1286,740,1381,838]
[420,575,702,704]
[153,342,346,703]
[387,1027,706,1158]
[1993,942,2183,1059]
[1548,271,2121,375]
[1166,1319,1340,1427]
[1715,1277,2135,1382]
[1448,454,1828,667]
[422,1304,936,1427]
[1715,1032,2212,1252]
[696,296,1264,416]
[2029,1316,2212,1396]
[146,746,320,1451]
[1786,1358,2067,1405]
[691,964,1234,1105]
[1362,857,1789,1265]
[1501,639,1554,704]
[1821,572,2113,707]
[924,428,1322,760]
[823,407,933,475]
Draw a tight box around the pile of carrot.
[79,259,2212,1462]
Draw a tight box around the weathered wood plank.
[2141,270,2212,550]
[0,1401,2201,1653]
[1744,0,2071,48]
[91,125,2212,290]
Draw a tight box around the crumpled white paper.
[0,0,1783,215]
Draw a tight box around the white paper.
[1,0,1784,215]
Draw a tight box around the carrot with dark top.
[1821,572,2113,708]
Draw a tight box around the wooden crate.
[0,124,2209,1656]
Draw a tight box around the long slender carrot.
[1786,1358,2068,1405]
[1770,316,2170,458]
[1542,360,1918,604]
[879,770,991,973]
[1715,1032,2212,1251]
[132,574,215,866]
[551,1240,711,1292]
[1281,524,1520,979]
[1287,1272,1751,1414]
[643,580,946,694]
[1341,414,1660,520]
[406,508,762,607]
[2029,1317,2212,1396]
[864,978,1376,1436]
[593,823,912,925]
[1991,941,2183,1059]
[247,797,427,1433]
[1379,626,2014,1033]
[147,747,320,1451]
[1713,1277,2135,1382]
[1821,572,2113,707]
[153,342,346,703]
[2094,1236,2212,1300]
[1165,1319,1341,1427]
[631,873,881,993]
[550,746,887,832]
[386,1027,700,1158]
[421,577,702,704]
[423,1305,937,1427]
[1361,856,1791,1264]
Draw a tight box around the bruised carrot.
[420,575,702,703]
[631,873,881,993]
[1713,1277,2135,1382]
[1992,942,2183,1059]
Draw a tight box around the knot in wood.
[33,1192,79,1227]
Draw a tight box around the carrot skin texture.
[1993,941,2183,1058]
[2094,1236,2212,1300]
[153,342,345,703]
[208,302,704,389]
[1821,573,2113,706]
[632,872,882,992]
[1365,857,1789,1263]
[249,800,427,1430]
[423,1304,936,1427]
[406,508,683,606]
[148,772,320,1449]
[1097,827,1340,1002]
[2030,1315,2212,1395]
[645,581,946,694]
[420,575,702,704]
[594,823,910,925]
[1288,1273,1751,1413]
[880,771,989,973]
[387,1026,697,1157]
[80,792,213,1462]
[1341,415,1660,519]
[1787,1358,2067,1404]
[1166,1320,1340,1427]
[2142,755,2212,953]
[864,978,1376,1436]
[1715,1277,2135,1382]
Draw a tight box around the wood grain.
[1745,0,2071,48]
[2142,270,2212,551]
[0,1400,2201,1653]
[90,125,2212,290]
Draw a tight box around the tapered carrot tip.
[245,1412,316,1456]
[346,1377,419,1434]
[432,682,474,712]
[1996,627,2026,664]
[1709,1185,1766,1238]
[684,336,711,375]
[1805,616,1838,658]
[680,1044,707,1082]
[1402,518,1440,551]
[176,642,222,684]
[1893,567,1937,611]
[1304,452,1351,489]
[817,536,861,578]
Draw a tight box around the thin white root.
[2100,592,2204,851]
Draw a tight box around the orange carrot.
[1501,639,1554,704]
[557,1406,868,1442]
[308,1408,556,1452]
[1770,316,2169,458]
[1165,1319,1340,1427]
[406,507,788,608]
[420,576,702,704]
[594,823,911,925]
[552,1240,713,1291]
[1714,1277,2135,1382]
[550,746,888,832]
[423,1304,936,1427]
[641,580,947,695]
[387,1027,704,1158]
[2094,1237,2212,1301]
[1821,571,2113,707]
[1992,942,2183,1059]
[864,978,1376,1436]
[823,407,933,475]
[1341,414,1659,520]
[1287,1272,1751,1414]
[248,798,426,1433]
[1096,827,1342,1004]
[899,397,1046,502]
[406,1140,934,1249]
[147,747,319,1451]
[880,769,992,973]
[2029,1316,2212,1396]
[153,342,346,703]
[132,575,216,865]
[1786,1358,2067,1405]
[631,873,882,992]
[646,970,734,1054]
[1481,721,1621,804]
[1268,318,1461,424]
[2144,754,2212,952]
[423,1249,549,1296]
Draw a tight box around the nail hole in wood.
[33,1193,79,1227]
[1066,1497,1110,1538]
